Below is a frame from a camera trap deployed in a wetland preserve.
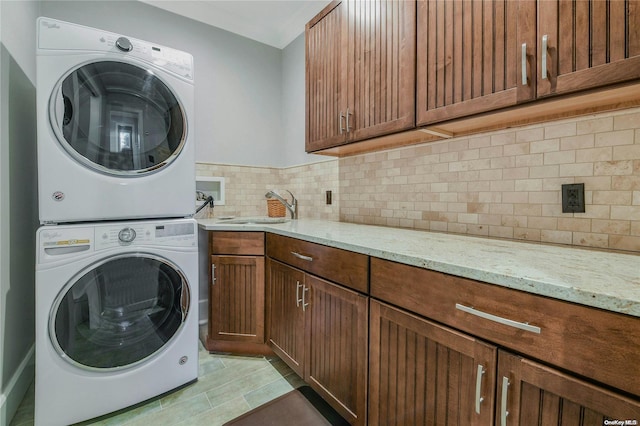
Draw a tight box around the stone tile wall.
[339,107,640,252]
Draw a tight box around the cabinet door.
[305,275,368,425]
[306,1,349,152]
[369,300,497,426]
[267,259,306,377]
[347,0,416,142]
[497,351,640,425]
[416,0,536,126]
[209,255,265,344]
[538,0,640,97]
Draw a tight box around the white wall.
[0,1,39,423]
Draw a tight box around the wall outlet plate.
[562,183,585,213]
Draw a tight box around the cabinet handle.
[541,34,549,80]
[346,108,352,132]
[296,281,303,307]
[339,111,345,134]
[521,43,527,85]
[475,364,485,414]
[500,376,510,426]
[211,264,216,286]
[291,251,313,262]
[455,304,541,334]
[302,285,309,312]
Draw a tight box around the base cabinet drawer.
[371,257,640,397]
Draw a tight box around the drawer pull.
[521,43,527,85]
[455,303,541,334]
[291,251,313,262]
[500,376,510,426]
[211,264,216,286]
[302,285,309,312]
[475,364,485,414]
[296,281,303,307]
[541,34,549,80]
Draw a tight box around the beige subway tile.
[479,192,502,203]
[634,191,640,205]
[559,163,594,177]
[502,191,529,203]
[491,180,515,192]
[541,203,564,217]
[544,150,576,165]
[429,221,448,232]
[516,153,544,167]
[478,213,503,226]
[448,223,468,234]
[468,180,492,192]
[613,144,640,161]
[501,167,528,180]
[468,135,492,149]
[573,232,609,248]
[514,227,541,241]
[591,219,630,235]
[609,235,640,251]
[545,122,577,139]
[490,203,515,215]
[612,176,640,190]
[530,139,560,154]
[491,156,516,169]
[478,169,503,181]
[467,224,490,236]
[577,116,613,134]
[611,205,640,220]
[479,145,504,159]
[613,111,640,130]
[530,165,559,178]
[501,215,527,228]
[489,225,514,238]
[439,152,459,163]
[560,134,595,150]
[516,127,545,143]
[490,132,516,146]
[529,191,560,204]
[449,139,470,152]
[467,202,489,213]
[541,229,573,245]
[558,218,592,232]
[580,204,610,219]
[459,170,481,182]
[542,177,576,191]
[515,179,543,191]
[581,176,612,190]
[460,149,480,161]
[458,213,479,224]
[514,203,542,216]
[529,216,558,230]
[503,143,531,157]
[592,190,632,205]
[631,221,640,236]
[595,129,635,147]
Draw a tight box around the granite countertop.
[198,218,640,318]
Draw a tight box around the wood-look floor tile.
[205,365,283,408]
[244,378,293,409]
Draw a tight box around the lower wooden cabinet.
[369,300,497,426]
[206,232,270,354]
[267,258,368,425]
[369,300,640,425]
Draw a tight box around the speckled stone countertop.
[198,218,640,318]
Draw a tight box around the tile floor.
[10,337,304,426]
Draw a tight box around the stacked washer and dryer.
[34,18,199,425]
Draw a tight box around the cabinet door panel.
[417,0,536,126]
[498,351,640,425]
[267,259,305,377]
[348,0,416,142]
[538,0,640,97]
[306,1,349,151]
[305,275,368,425]
[210,255,264,344]
[369,300,496,426]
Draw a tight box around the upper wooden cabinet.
[306,0,416,152]
[537,0,640,97]
[416,0,536,125]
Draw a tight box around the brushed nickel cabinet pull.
[541,34,549,80]
[211,264,216,286]
[500,376,510,426]
[296,281,303,307]
[302,286,309,312]
[346,108,352,132]
[291,251,313,262]
[339,112,345,134]
[455,303,541,334]
[521,43,527,85]
[475,364,485,414]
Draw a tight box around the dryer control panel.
[37,17,194,81]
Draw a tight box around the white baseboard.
[0,344,35,426]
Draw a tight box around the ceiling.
[140,0,331,49]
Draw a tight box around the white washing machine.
[35,218,199,425]
[36,17,195,224]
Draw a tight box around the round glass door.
[50,254,190,370]
[49,60,186,175]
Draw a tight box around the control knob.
[118,227,136,243]
[115,37,133,52]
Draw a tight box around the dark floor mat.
[224,386,350,426]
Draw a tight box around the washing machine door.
[49,60,186,176]
[50,254,191,371]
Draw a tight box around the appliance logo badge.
[41,21,60,30]
[52,191,65,202]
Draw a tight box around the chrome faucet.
[265,190,297,219]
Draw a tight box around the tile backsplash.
[197,107,640,253]
[340,107,640,252]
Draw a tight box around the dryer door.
[49,60,186,176]
[50,254,191,371]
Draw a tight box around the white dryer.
[35,218,199,425]
[36,17,195,224]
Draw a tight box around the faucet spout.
[265,190,297,219]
